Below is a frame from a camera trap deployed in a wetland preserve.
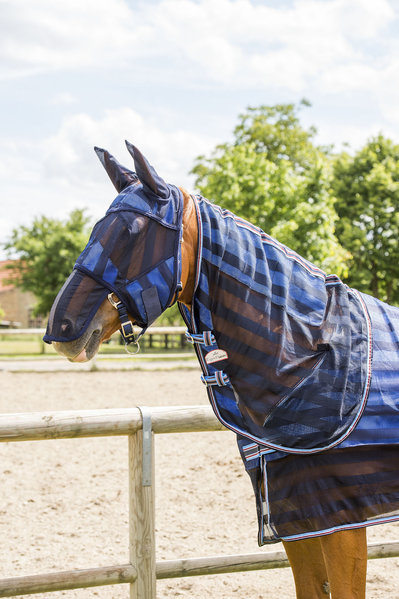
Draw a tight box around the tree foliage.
[4,209,90,316]
[192,102,350,276]
[333,135,399,304]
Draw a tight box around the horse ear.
[125,140,170,199]
[94,146,138,192]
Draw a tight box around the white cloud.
[50,92,77,106]
[0,107,217,257]
[140,0,396,90]
[2,0,396,91]
[332,0,394,39]
[375,55,399,128]
[314,120,386,153]
[249,49,308,91]
[2,0,399,257]
[0,0,142,77]
[319,63,378,94]
[41,107,217,188]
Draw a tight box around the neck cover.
[44,144,183,344]
[180,195,372,453]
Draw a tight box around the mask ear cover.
[125,141,170,200]
[94,146,138,192]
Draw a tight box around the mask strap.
[107,293,137,346]
[108,287,165,354]
[141,286,162,325]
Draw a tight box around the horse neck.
[178,188,198,309]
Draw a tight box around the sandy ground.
[0,367,398,598]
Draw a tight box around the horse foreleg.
[282,537,330,598]
[283,528,367,599]
[319,528,367,599]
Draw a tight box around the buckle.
[185,330,216,346]
[107,292,121,309]
[121,320,135,341]
[107,293,136,345]
[185,331,195,344]
[201,371,230,387]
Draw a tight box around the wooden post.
[129,429,156,599]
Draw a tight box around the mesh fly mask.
[43,143,184,346]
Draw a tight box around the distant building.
[0,260,44,328]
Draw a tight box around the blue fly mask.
[44,142,184,345]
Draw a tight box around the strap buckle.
[107,292,121,310]
[201,371,230,387]
[107,293,137,345]
[185,330,216,346]
[121,320,136,342]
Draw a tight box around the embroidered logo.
[205,349,228,364]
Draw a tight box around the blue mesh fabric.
[181,195,371,453]
[44,270,110,343]
[180,194,399,543]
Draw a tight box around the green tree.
[333,135,399,304]
[4,209,90,316]
[192,102,349,276]
[157,303,182,326]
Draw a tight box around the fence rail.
[0,405,224,442]
[0,327,190,355]
[0,405,398,598]
[0,327,187,336]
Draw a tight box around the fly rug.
[44,142,399,599]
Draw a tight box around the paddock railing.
[0,327,191,355]
[0,405,398,598]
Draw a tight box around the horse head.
[43,142,197,362]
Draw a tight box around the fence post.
[128,418,156,598]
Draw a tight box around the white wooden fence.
[0,405,397,598]
[0,327,189,354]
[0,327,187,336]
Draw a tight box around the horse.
[44,142,399,599]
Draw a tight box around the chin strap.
[107,281,182,354]
[107,292,144,350]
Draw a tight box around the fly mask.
[43,142,184,346]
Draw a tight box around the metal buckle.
[121,320,135,340]
[201,371,230,387]
[185,331,195,344]
[107,292,121,309]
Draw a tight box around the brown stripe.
[125,216,149,281]
[213,272,327,352]
[268,450,398,491]
[151,225,171,265]
[265,447,399,536]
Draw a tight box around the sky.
[1,0,399,258]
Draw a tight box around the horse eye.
[60,320,73,336]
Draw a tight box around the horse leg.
[282,538,330,598]
[319,528,367,599]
